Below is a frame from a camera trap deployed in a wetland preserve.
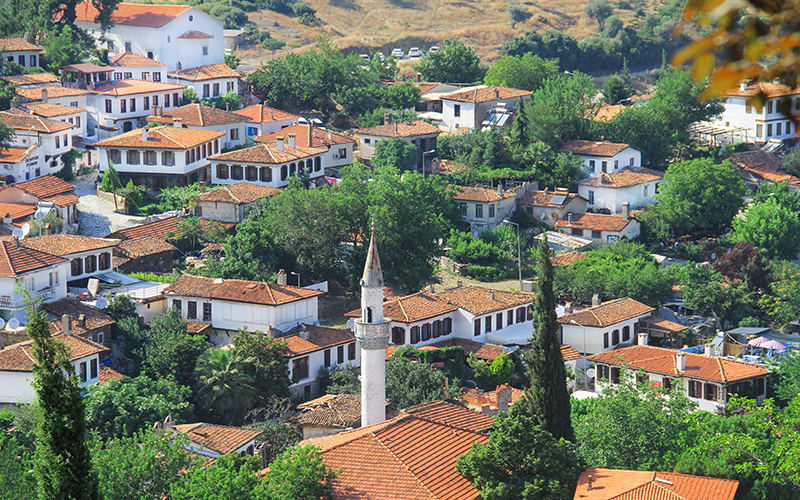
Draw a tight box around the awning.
[486,321,534,345]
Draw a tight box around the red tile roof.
[164,274,324,307]
[9,174,74,199]
[42,193,79,207]
[75,1,194,27]
[281,325,354,357]
[589,345,770,383]
[562,140,633,157]
[437,286,532,317]
[173,423,263,455]
[94,126,224,150]
[0,37,42,51]
[15,86,88,100]
[208,142,322,164]
[574,468,738,500]
[97,365,125,386]
[639,316,688,333]
[461,385,525,410]
[551,252,587,267]
[22,102,85,118]
[0,201,36,220]
[729,150,798,185]
[147,103,248,127]
[236,104,299,124]
[44,297,116,335]
[20,234,118,256]
[0,240,68,277]
[0,109,74,133]
[561,344,582,361]
[106,215,229,241]
[578,167,663,189]
[554,213,635,232]
[256,123,354,149]
[451,185,518,202]
[723,81,800,98]
[346,290,456,324]
[92,79,186,96]
[0,73,59,86]
[427,337,507,360]
[196,182,280,204]
[0,145,38,166]
[109,52,167,67]
[169,63,240,81]
[558,297,654,327]
[354,119,441,138]
[442,86,532,103]
[518,189,583,207]
[297,394,399,428]
[0,332,107,372]
[403,400,494,432]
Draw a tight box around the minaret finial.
[361,220,383,288]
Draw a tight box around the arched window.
[147,51,154,59]
[176,61,182,70]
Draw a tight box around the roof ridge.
[373,421,441,500]
[716,356,727,383]
[224,185,241,203]
[590,310,604,327]
[396,295,411,323]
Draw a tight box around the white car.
[429,46,441,53]
[359,54,370,61]
[391,48,404,59]
[408,47,422,57]
[377,52,386,62]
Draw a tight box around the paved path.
[74,174,146,237]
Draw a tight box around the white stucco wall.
[575,147,641,174]
[579,181,660,213]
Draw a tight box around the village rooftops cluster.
[0,109,74,133]
[0,333,107,372]
[558,297,654,328]
[209,141,322,164]
[94,126,224,150]
[574,468,739,500]
[164,274,324,307]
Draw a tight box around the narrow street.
[74,173,146,237]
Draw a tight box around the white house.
[554,208,641,245]
[708,81,800,144]
[74,1,225,73]
[256,123,355,172]
[440,86,532,132]
[354,116,440,169]
[0,145,41,185]
[88,79,187,135]
[209,138,325,189]
[0,109,75,180]
[147,103,248,149]
[0,332,107,403]
[237,104,300,138]
[21,102,89,138]
[561,140,642,175]
[577,166,664,213]
[282,324,359,399]
[0,174,80,225]
[517,187,587,227]
[194,182,279,223]
[95,125,225,188]
[167,63,240,99]
[451,184,522,232]
[109,52,168,82]
[0,37,43,70]
[163,274,325,343]
[0,238,69,322]
[590,343,770,413]
[20,234,117,283]
[155,417,263,458]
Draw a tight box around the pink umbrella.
[748,336,771,347]
[760,339,787,350]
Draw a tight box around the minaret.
[354,223,391,427]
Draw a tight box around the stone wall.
[438,256,469,276]
[96,187,127,213]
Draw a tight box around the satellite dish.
[11,228,23,238]
[34,211,46,221]
[586,368,596,379]
[20,223,30,237]
[96,298,108,309]
[346,319,355,330]
[8,318,20,330]
[0,318,6,330]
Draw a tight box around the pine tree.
[509,98,529,150]
[512,235,575,442]
[28,295,99,500]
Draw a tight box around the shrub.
[468,265,506,282]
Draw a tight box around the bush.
[468,265,506,282]
[447,230,506,265]
[128,272,180,283]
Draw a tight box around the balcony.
[36,286,56,301]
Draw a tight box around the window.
[152,95,160,107]
[324,349,331,367]
[587,190,595,204]
[215,140,219,153]
[174,93,179,106]
[202,46,208,55]
[364,138,371,144]
[141,72,149,80]
[636,373,647,384]
[339,148,347,158]
[643,185,648,197]
[85,255,97,273]
[348,342,356,360]
[757,124,763,137]
[260,167,272,182]
[459,202,467,215]
[787,121,792,134]
[203,303,211,321]
[614,159,619,169]
[610,367,621,384]
[143,96,149,110]
[125,41,132,52]
[30,55,36,67]
[292,357,309,380]
[516,307,525,323]
[527,306,533,321]
[488,204,495,218]
[768,101,773,113]
[90,358,98,379]
[507,309,513,325]
[589,160,595,171]
[127,151,140,165]
[422,323,431,341]
[162,151,175,166]
[337,345,344,363]
[755,378,765,395]
[475,204,483,218]
[97,331,104,345]
[80,362,87,383]
[777,122,782,135]
[663,378,673,390]
[247,126,258,137]
[230,128,239,140]
[603,332,609,349]
[392,327,405,345]
[55,135,60,149]
[108,40,115,51]
[454,104,461,117]
[474,318,481,336]
[571,228,583,236]
[120,99,126,113]
[612,329,619,345]
[187,301,197,319]
[49,271,58,286]
[99,252,111,270]
[213,83,220,96]
[246,166,257,182]
[688,380,702,398]
[601,161,607,172]
[173,299,182,312]
[704,383,719,401]
[153,72,161,82]
[130,98,136,112]
[591,230,601,239]
[203,84,210,98]
[71,258,83,276]
[496,313,503,330]
[123,72,132,79]
[485,316,492,333]
[622,326,630,342]
[746,102,752,113]
[433,320,442,338]
[164,93,171,108]
[598,364,609,381]
[443,317,452,335]
[411,326,420,343]
[217,164,229,179]
[629,157,634,166]
[232,165,243,180]
[143,151,157,165]
[281,165,287,181]
[114,72,122,80]
[76,116,80,128]
[767,123,773,137]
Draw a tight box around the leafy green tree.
[94,430,197,500]
[584,0,613,30]
[120,179,145,213]
[262,445,337,500]
[194,349,258,425]
[246,397,302,462]
[335,84,380,116]
[784,148,800,178]
[680,264,756,326]
[759,262,800,325]
[160,183,210,210]
[317,363,360,395]
[456,411,583,500]
[225,53,241,69]
[446,229,506,266]
[769,352,800,402]
[485,54,558,92]
[509,97,529,150]
[752,180,800,213]
[602,75,632,105]
[574,372,696,470]
[40,26,88,72]
[0,81,16,112]
[0,432,36,500]
[507,4,532,28]
[732,198,800,260]
[140,307,209,388]
[438,128,516,170]
[413,38,483,84]
[380,82,421,110]
[652,158,745,234]
[169,454,266,500]
[386,356,461,409]
[261,37,287,57]
[487,354,515,387]
[526,72,597,149]
[210,219,292,281]
[182,87,199,104]
[84,374,194,440]
[526,149,589,191]
[101,162,122,192]
[514,236,574,442]
[27,296,99,499]
[372,137,419,172]
[231,330,292,406]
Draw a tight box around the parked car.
[359,54,370,60]
[429,46,441,53]
[391,48,404,58]
[377,52,386,62]
[408,47,422,57]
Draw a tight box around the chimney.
[62,314,71,334]
[276,269,287,285]
[565,301,574,314]
[12,236,18,248]
[429,284,435,293]
[638,332,648,346]
[496,385,512,412]
[622,202,630,220]
[739,81,748,91]
[567,213,573,225]
[10,97,20,109]
[173,118,182,128]
[211,102,216,109]
[276,136,285,152]
[299,324,309,340]
[266,325,276,337]
[41,88,48,103]
[327,129,333,141]
[497,183,503,198]
[676,352,686,372]
[142,127,149,141]
[77,314,86,330]
[457,280,462,288]
[384,112,392,125]
[44,223,51,235]
[704,344,715,357]
[199,181,205,193]
[494,88,499,99]
[588,475,593,491]
[416,72,421,86]
[2,213,10,225]
[269,109,274,120]
[592,294,601,307]
[226,102,231,112]
[490,290,494,301]
[287,134,296,149]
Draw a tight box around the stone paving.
[74,173,146,237]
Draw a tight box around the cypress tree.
[512,235,575,442]
[28,296,99,500]
[509,97,529,150]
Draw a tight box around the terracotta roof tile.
[109,52,167,67]
[578,167,664,189]
[426,337,507,360]
[42,193,79,207]
[44,297,115,335]
[297,394,399,428]
[354,119,441,138]
[0,201,36,220]
[97,365,125,386]
[574,468,739,500]
[558,297,654,327]
[554,213,635,232]
[589,345,770,383]
[639,316,688,333]
[173,423,263,455]
[461,386,525,409]
[0,37,42,51]
[7,175,74,200]
[15,86,88,100]
[562,140,632,157]
[561,344,582,361]
[551,252,587,267]
[518,189,583,207]
[346,290,456,324]
[22,102,85,118]
[106,216,229,241]
[208,142,322,164]
[75,1,194,28]
[729,151,798,184]
[95,126,224,150]
[436,286,532,316]
[236,104,299,124]
[20,234,118,256]
[403,400,494,432]
[186,321,212,334]
[92,79,186,96]
[723,81,800,98]
[169,63,240,81]
[256,123,354,148]
[281,325,354,357]
[0,109,74,133]
[0,74,59,86]
[147,103,248,127]
[451,185,518,202]
[164,274,324,307]
[442,86,532,103]
[0,332,107,372]
[196,182,280,204]
[0,240,67,277]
